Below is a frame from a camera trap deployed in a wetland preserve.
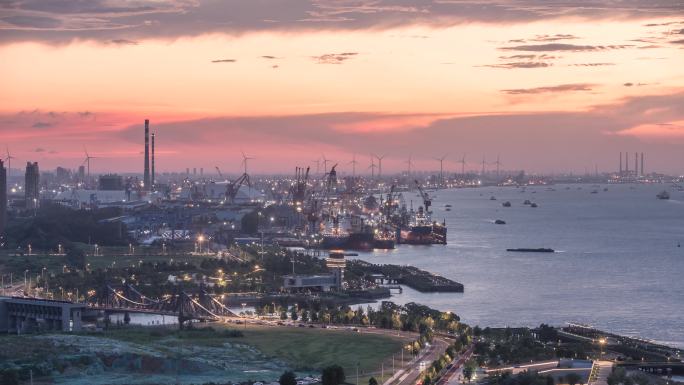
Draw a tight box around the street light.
[197,235,205,254]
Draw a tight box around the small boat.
[523,199,532,205]
[530,203,538,208]
[446,208,451,211]
[590,190,598,194]
[656,191,670,200]
[494,219,506,225]
[507,248,555,253]
[502,201,511,207]
[490,196,497,200]
[445,204,452,208]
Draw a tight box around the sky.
[1,0,683,175]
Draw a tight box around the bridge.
[88,284,238,327]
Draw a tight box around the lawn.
[237,325,407,373]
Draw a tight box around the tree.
[322,365,345,385]
[291,307,299,321]
[280,310,288,320]
[369,377,378,385]
[463,366,474,382]
[280,371,297,385]
[65,248,86,270]
[565,373,582,385]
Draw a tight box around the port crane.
[291,166,310,205]
[414,180,432,213]
[215,166,225,180]
[225,173,250,204]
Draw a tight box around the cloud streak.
[1,1,683,44]
[501,83,596,94]
[499,43,632,52]
[312,52,358,64]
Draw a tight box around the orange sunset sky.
[1,1,683,175]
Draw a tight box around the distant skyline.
[1,1,683,174]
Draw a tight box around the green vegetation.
[94,325,244,346]
[4,203,130,249]
[238,325,405,372]
[280,371,298,385]
[321,365,346,385]
[474,327,569,367]
[488,371,556,385]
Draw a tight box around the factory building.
[98,174,124,191]
[282,251,346,292]
[0,296,84,333]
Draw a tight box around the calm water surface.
[357,183,684,348]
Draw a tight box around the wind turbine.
[82,147,96,180]
[4,147,15,179]
[490,154,503,178]
[347,154,358,177]
[241,151,254,175]
[374,153,386,178]
[405,154,414,177]
[458,154,466,175]
[435,154,447,188]
[321,154,332,175]
[481,155,487,176]
[368,155,377,178]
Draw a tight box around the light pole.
[197,235,204,254]
[24,270,28,294]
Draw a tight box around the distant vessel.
[502,201,511,207]
[530,202,538,208]
[490,196,497,200]
[523,199,532,205]
[507,248,554,253]
[656,191,670,200]
[495,219,506,225]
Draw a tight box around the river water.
[357,183,684,348]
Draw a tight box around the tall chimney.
[619,152,622,174]
[625,152,629,173]
[151,132,155,189]
[634,152,638,176]
[641,152,644,176]
[144,119,150,190]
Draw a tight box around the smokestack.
[619,152,622,174]
[151,132,155,189]
[625,152,629,173]
[634,152,638,177]
[143,119,150,190]
[641,152,644,176]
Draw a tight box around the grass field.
[237,325,407,373]
[98,324,407,374]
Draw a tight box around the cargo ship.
[321,215,395,250]
[397,206,447,245]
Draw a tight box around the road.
[383,336,451,385]
[590,361,613,385]
[440,345,474,385]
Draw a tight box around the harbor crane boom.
[414,180,432,213]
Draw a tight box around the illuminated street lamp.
[197,235,205,253]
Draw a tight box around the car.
[308,324,315,328]
[321,325,327,328]
[298,324,306,328]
